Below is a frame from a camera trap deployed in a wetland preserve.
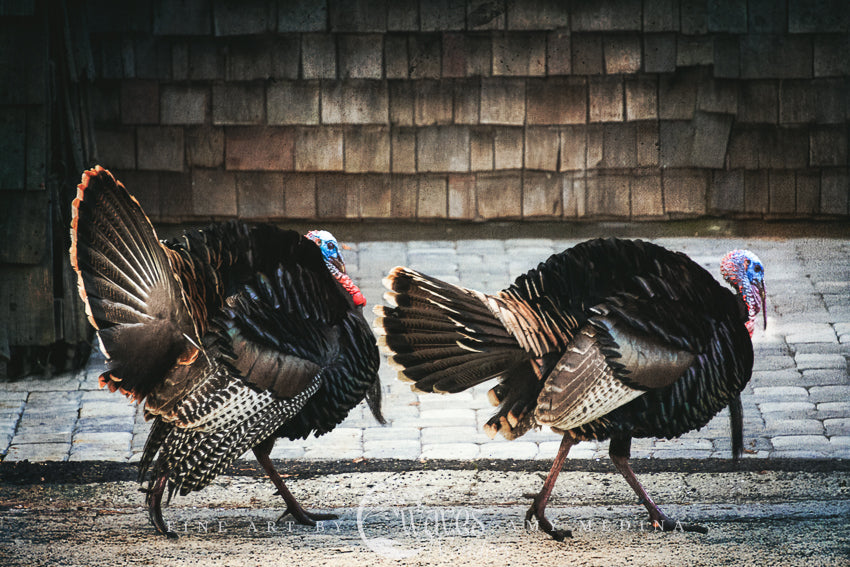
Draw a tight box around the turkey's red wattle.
[336,273,366,306]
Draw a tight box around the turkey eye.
[754,265,762,272]
[327,242,336,251]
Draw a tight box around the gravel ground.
[2,467,848,566]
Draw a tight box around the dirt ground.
[2,466,849,567]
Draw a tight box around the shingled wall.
[85,0,850,222]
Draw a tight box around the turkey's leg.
[253,445,338,526]
[145,471,177,538]
[525,434,575,541]
[609,436,707,534]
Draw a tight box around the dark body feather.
[71,167,380,532]
[152,222,380,443]
[139,223,381,496]
[378,237,756,537]
[518,238,752,442]
[381,237,752,443]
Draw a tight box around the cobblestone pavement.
[2,236,849,464]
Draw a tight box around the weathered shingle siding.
[79,0,850,222]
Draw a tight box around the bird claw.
[145,474,178,538]
[148,501,178,539]
[277,507,338,526]
[650,514,708,534]
[525,505,572,542]
[550,529,573,542]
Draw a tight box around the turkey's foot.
[525,504,572,541]
[525,435,576,542]
[144,473,177,539]
[276,500,338,526]
[645,508,708,534]
[254,446,338,527]
[610,438,708,536]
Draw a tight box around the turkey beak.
[330,254,346,274]
[756,280,766,330]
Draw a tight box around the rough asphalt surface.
[2,224,849,565]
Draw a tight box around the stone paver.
[1,237,848,462]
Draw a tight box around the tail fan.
[374,267,527,394]
[70,166,194,400]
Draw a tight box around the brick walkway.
[2,236,849,463]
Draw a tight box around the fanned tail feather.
[70,166,193,400]
[375,267,527,394]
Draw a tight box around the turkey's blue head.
[720,249,766,336]
[306,229,346,273]
[306,230,366,307]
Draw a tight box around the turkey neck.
[324,262,367,307]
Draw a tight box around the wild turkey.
[375,238,765,539]
[70,166,383,537]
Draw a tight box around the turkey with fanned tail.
[70,166,383,537]
[375,238,765,540]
